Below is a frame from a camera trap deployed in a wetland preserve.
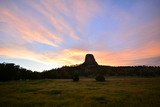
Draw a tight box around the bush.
[72,73,79,82]
[95,75,105,82]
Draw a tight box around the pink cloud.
[73,0,103,27]
[28,0,80,40]
[0,5,63,47]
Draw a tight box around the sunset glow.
[0,0,160,71]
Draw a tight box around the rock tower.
[82,54,98,66]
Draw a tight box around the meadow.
[0,77,160,107]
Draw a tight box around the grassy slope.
[0,77,160,107]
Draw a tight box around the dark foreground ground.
[0,77,160,107]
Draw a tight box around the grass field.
[0,77,160,107]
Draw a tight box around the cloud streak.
[0,6,62,47]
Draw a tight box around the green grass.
[0,77,160,107]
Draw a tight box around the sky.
[0,0,160,71]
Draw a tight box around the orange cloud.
[0,43,160,69]
[0,47,42,62]
[94,42,160,66]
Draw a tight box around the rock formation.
[82,54,98,66]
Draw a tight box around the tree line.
[0,63,160,81]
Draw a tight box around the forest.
[0,62,160,81]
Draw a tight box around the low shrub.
[72,73,79,82]
[95,75,105,82]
